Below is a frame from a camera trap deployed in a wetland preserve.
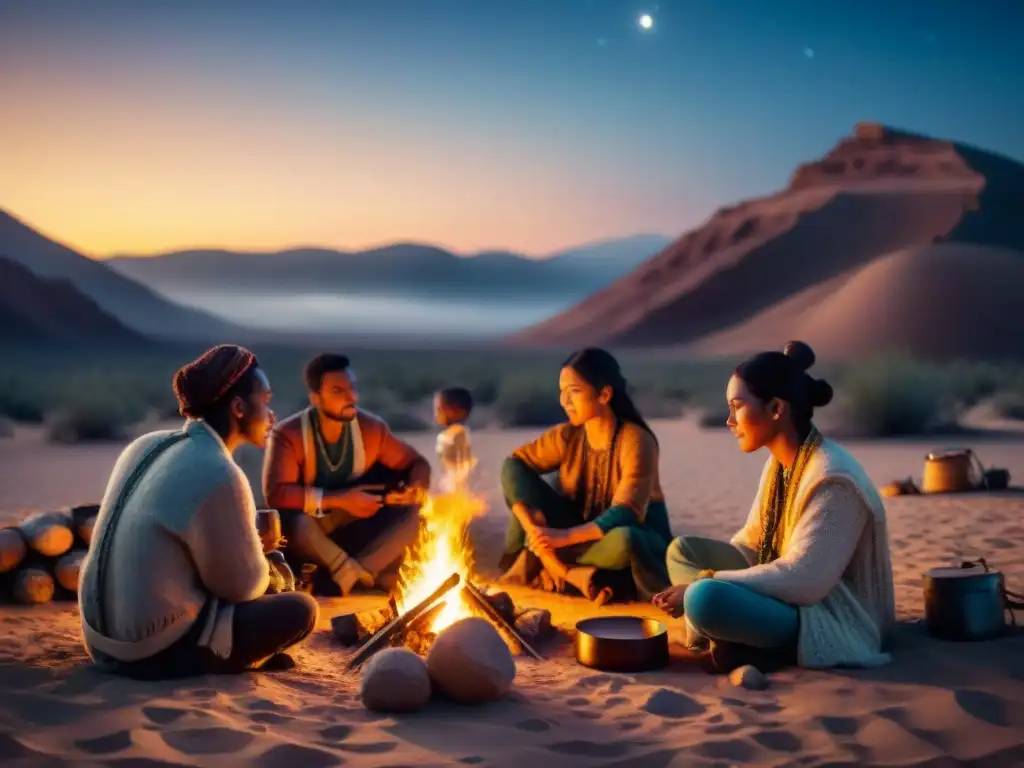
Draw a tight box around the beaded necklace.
[756,426,822,564]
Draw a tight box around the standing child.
[433,387,477,493]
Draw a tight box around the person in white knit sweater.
[79,345,319,679]
[653,341,895,673]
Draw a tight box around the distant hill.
[105,234,671,299]
[0,208,246,341]
[0,256,145,345]
[509,123,1024,362]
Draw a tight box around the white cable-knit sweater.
[79,419,269,663]
[712,438,896,668]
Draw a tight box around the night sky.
[1,0,1020,257]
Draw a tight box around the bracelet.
[696,568,717,581]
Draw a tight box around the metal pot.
[574,616,669,672]
[923,560,1018,641]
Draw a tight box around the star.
[803,47,815,58]
[638,13,654,31]
[596,37,607,47]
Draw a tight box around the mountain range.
[0,256,144,346]
[105,235,671,299]
[511,123,1024,362]
[0,209,242,342]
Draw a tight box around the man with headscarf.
[264,353,431,595]
[78,345,319,679]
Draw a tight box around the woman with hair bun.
[653,341,895,673]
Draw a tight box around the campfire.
[394,489,484,634]
[340,487,551,669]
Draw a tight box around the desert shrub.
[836,358,950,437]
[48,399,137,443]
[940,360,1005,407]
[0,377,46,423]
[493,379,564,428]
[992,390,1024,420]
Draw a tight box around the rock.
[55,549,87,592]
[427,617,516,704]
[331,613,359,646]
[18,511,75,557]
[483,590,516,625]
[729,664,768,690]
[0,527,27,574]
[11,567,55,604]
[359,648,432,713]
[514,608,552,642]
[0,417,13,439]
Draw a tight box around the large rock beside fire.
[427,617,516,704]
[359,648,432,713]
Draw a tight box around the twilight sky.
[1,0,1021,258]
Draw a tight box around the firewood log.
[0,527,27,574]
[18,510,75,557]
[55,549,87,593]
[10,567,55,605]
[71,504,100,548]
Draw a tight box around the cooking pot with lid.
[923,559,1024,641]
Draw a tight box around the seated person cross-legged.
[498,348,673,603]
[78,345,318,680]
[653,341,896,674]
[263,354,430,596]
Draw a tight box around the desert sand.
[3,420,1024,767]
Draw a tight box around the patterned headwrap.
[173,344,258,419]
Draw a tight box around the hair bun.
[809,377,833,408]
[783,340,816,371]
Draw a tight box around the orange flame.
[394,488,488,633]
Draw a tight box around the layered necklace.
[313,410,350,474]
[756,426,822,565]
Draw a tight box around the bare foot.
[652,584,687,618]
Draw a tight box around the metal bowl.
[574,615,669,672]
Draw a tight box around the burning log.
[347,572,462,671]
[463,580,543,660]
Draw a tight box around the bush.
[992,390,1024,420]
[48,400,137,443]
[493,380,564,428]
[836,358,950,437]
[0,378,46,423]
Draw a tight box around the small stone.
[483,590,516,624]
[514,608,552,641]
[331,613,359,646]
[729,664,768,690]
[427,617,516,704]
[359,648,432,713]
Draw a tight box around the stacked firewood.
[0,504,98,605]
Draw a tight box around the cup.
[256,508,282,543]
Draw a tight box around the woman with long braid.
[498,348,673,603]
[653,341,895,674]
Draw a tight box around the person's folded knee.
[683,578,729,629]
[281,591,319,630]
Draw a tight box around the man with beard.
[264,354,431,595]
[79,345,319,678]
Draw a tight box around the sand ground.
[2,420,1024,767]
